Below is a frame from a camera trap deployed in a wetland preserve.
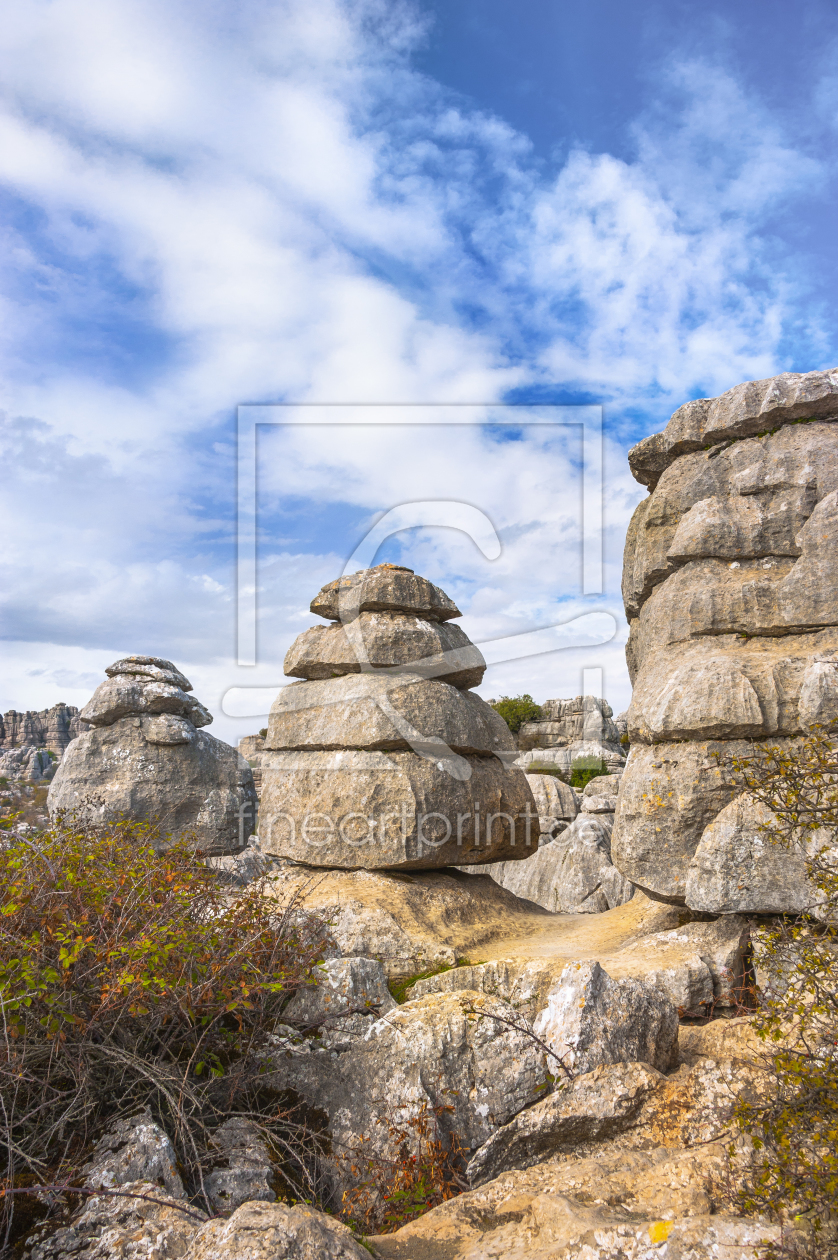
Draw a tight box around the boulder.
[484,813,633,914]
[203,1119,277,1213]
[531,961,678,1077]
[266,673,515,756]
[525,772,578,835]
[685,794,820,914]
[465,1061,664,1186]
[282,956,396,1048]
[82,1108,184,1200]
[259,748,537,869]
[270,991,551,1193]
[184,1201,370,1260]
[611,741,745,903]
[259,565,535,870]
[310,563,460,622]
[283,613,485,689]
[48,659,256,855]
[22,1181,203,1260]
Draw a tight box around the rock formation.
[483,774,634,914]
[0,703,81,755]
[0,746,56,783]
[259,564,538,869]
[48,655,256,854]
[515,695,626,778]
[613,366,838,910]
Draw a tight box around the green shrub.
[0,818,331,1243]
[569,756,607,791]
[723,732,838,1259]
[489,694,542,734]
[258,728,268,739]
[525,762,565,779]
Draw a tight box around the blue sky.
[1,0,836,741]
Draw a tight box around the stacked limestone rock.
[259,564,538,870]
[48,655,257,854]
[515,695,626,778]
[613,366,838,911]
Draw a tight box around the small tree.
[570,756,608,791]
[723,732,838,1259]
[489,695,542,734]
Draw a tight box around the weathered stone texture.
[616,370,838,910]
[266,673,515,756]
[311,562,460,622]
[48,658,256,854]
[284,612,486,689]
[259,748,536,869]
[484,813,634,914]
[260,565,536,869]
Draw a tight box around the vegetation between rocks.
[723,732,838,1259]
[488,694,542,733]
[0,818,332,1250]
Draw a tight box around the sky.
[1,0,837,744]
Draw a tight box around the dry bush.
[0,817,332,1249]
[337,1099,466,1235]
[723,732,838,1259]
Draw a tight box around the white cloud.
[0,1,834,740]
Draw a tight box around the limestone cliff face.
[613,367,838,910]
[0,703,82,755]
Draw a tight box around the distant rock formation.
[0,703,82,755]
[514,695,626,778]
[48,655,257,854]
[613,367,838,911]
[485,774,634,913]
[0,746,56,784]
[258,564,537,869]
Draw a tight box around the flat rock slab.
[259,749,537,869]
[284,613,486,689]
[266,674,515,757]
[266,868,744,1010]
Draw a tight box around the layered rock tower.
[48,655,257,854]
[613,367,838,911]
[259,564,537,869]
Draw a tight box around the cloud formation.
[1,0,835,738]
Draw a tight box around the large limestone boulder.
[260,565,537,869]
[48,656,256,855]
[615,369,838,910]
[484,813,634,914]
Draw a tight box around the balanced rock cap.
[105,655,193,691]
[311,563,461,623]
[81,658,212,728]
